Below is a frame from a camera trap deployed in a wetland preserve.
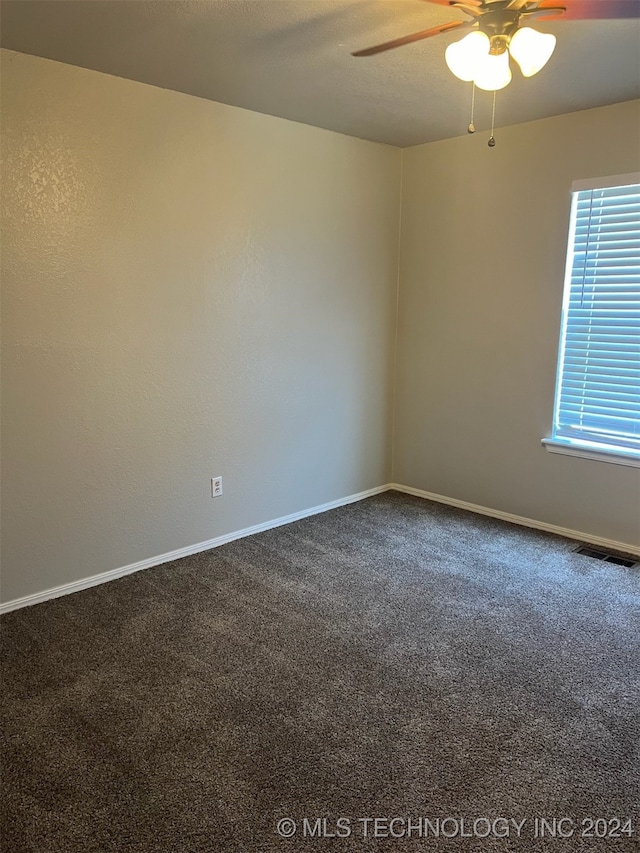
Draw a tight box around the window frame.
[543,172,640,469]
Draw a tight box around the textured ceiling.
[1,0,639,147]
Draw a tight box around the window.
[543,174,640,467]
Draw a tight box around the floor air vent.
[573,545,638,568]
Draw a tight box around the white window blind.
[550,177,640,460]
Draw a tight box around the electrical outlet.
[211,476,223,498]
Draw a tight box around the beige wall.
[0,50,401,604]
[2,49,638,607]
[394,100,640,548]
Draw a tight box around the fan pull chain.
[468,83,476,134]
[488,90,497,147]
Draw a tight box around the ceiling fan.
[353,1,640,92]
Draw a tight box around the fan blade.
[420,1,482,6]
[539,0,640,18]
[352,20,470,57]
[419,0,483,13]
[423,0,640,15]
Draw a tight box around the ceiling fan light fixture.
[472,49,512,91]
[445,30,491,82]
[509,27,557,77]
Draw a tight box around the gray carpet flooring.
[1,491,639,852]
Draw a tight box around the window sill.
[542,438,640,469]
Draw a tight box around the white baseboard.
[389,483,640,557]
[0,484,390,614]
[3,481,637,614]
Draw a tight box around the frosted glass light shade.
[473,50,512,91]
[509,27,556,77]
[445,31,491,82]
